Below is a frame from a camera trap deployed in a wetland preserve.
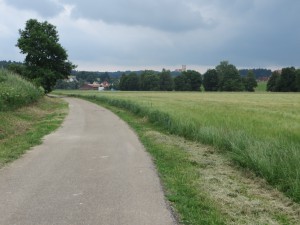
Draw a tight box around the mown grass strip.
[0,97,67,166]
[85,98,226,225]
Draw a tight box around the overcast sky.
[0,0,299,72]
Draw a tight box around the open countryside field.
[55,90,300,203]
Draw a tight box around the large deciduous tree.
[243,70,258,92]
[203,69,219,91]
[216,61,244,91]
[159,69,173,91]
[174,70,202,91]
[296,69,300,92]
[17,19,75,93]
[119,72,140,91]
[140,70,159,91]
[267,68,299,92]
[267,71,280,92]
[276,67,297,92]
[183,70,202,91]
[174,74,186,91]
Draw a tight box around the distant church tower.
[182,65,187,72]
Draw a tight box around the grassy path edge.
[0,96,68,167]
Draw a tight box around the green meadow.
[55,90,300,203]
[255,81,267,92]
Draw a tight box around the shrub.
[0,69,43,111]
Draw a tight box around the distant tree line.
[267,67,300,92]
[0,60,23,69]
[73,71,111,83]
[51,64,300,92]
[118,61,259,92]
[119,69,174,91]
[3,57,299,92]
[0,61,27,76]
[239,68,272,78]
[54,79,79,90]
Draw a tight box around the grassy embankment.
[54,90,300,202]
[0,69,42,111]
[0,69,67,166]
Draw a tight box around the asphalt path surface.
[0,98,176,225]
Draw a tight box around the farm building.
[80,81,110,90]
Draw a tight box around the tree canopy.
[267,68,299,92]
[216,61,243,91]
[174,70,202,91]
[296,70,300,92]
[159,69,173,91]
[203,69,219,91]
[243,70,257,92]
[140,70,159,91]
[277,67,297,92]
[267,71,281,92]
[119,72,140,91]
[17,19,75,93]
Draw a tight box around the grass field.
[255,81,267,92]
[97,101,300,224]
[55,90,300,203]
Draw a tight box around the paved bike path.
[0,98,176,225]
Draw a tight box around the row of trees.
[239,68,272,78]
[119,70,203,91]
[0,60,23,69]
[74,71,110,83]
[267,67,300,92]
[119,69,173,91]
[119,61,257,92]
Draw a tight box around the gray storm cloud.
[4,0,63,17]
[61,0,215,32]
[1,0,300,70]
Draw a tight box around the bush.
[0,69,43,111]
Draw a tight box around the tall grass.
[0,69,43,111]
[55,90,300,202]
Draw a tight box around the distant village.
[79,80,111,91]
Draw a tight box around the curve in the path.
[0,98,176,225]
